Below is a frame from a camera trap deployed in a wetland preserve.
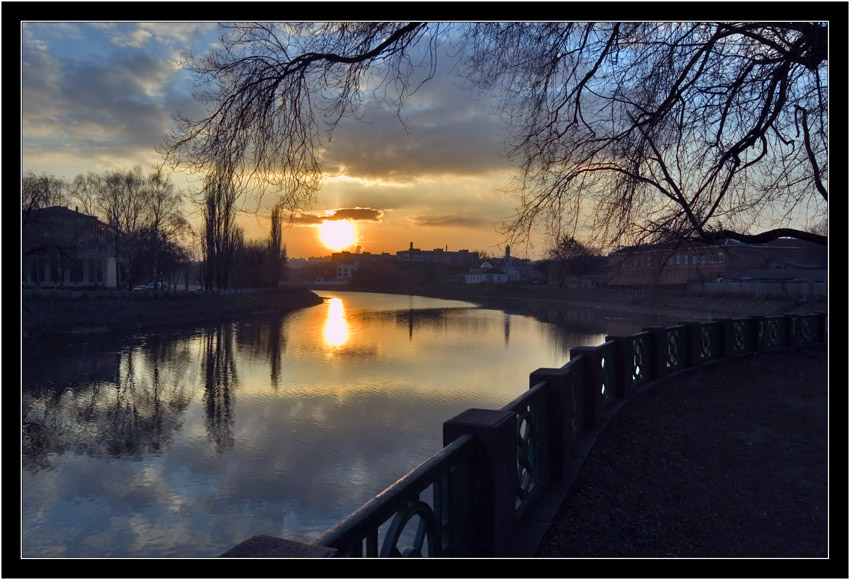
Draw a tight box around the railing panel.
[793,314,822,345]
[699,321,722,361]
[315,434,476,557]
[760,315,786,350]
[665,325,688,370]
[565,360,584,436]
[598,341,617,404]
[631,331,653,385]
[502,381,551,515]
[731,318,755,354]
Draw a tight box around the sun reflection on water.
[323,298,349,348]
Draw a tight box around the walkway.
[535,344,830,559]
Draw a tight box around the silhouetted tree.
[199,173,241,289]
[162,21,829,251]
[546,235,601,286]
[22,172,66,224]
[267,206,285,287]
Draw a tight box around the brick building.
[607,238,827,288]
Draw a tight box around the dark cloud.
[288,208,384,225]
[321,48,509,182]
[329,208,383,221]
[409,213,495,229]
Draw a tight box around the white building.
[464,261,508,284]
[336,263,356,283]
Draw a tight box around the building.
[22,206,118,289]
[396,242,480,266]
[336,262,356,283]
[464,261,509,284]
[607,238,827,288]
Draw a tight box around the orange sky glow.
[22,22,547,261]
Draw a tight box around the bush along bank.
[21,287,324,338]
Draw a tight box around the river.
[21,290,641,558]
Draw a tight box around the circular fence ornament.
[666,331,679,367]
[734,321,746,351]
[380,499,440,557]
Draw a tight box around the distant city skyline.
[21,21,543,260]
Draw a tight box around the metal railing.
[226,311,827,558]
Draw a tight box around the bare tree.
[199,173,241,289]
[162,21,829,251]
[267,205,284,287]
[160,22,434,215]
[22,172,66,224]
[460,22,829,250]
[146,169,189,287]
[69,173,101,216]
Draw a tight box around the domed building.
[464,260,508,285]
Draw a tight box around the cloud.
[408,213,496,229]
[288,207,384,225]
[21,24,210,176]
[319,47,510,183]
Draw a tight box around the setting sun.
[319,220,357,252]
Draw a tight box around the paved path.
[535,345,830,559]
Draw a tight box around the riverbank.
[357,283,828,324]
[21,287,324,338]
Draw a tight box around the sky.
[21,21,538,260]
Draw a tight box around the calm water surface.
[22,291,618,558]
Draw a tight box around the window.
[90,259,103,283]
[701,255,707,264]
[710,254,715,263]
[35,256,46,283]
[69,260,84,283]
[50,257,60,283]
[718,253,724,263]
[684,255,689,264]
[675,255,681,264]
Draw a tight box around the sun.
[319,220,357,252]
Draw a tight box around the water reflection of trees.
[22,333,195,473]
[21,318,259,471]
[384,306,606,352]
[234,314,288,388]
[201,324,237,453]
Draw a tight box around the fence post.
[817,312,828,343]
[680,321,702,366]
[569,347,604,427]
[643,327,668,378]
[751,315,766,351]
[716,318,735,359]
[443,408,516,557]
[788,315,802,346]
[528,368,571,483]
[603,335,632,397]
[780,315,792,347]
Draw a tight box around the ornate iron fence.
[225,312,827,558]
[314,433,477,557]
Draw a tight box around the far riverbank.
[21,287,324,338]
[335,282,828,326]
